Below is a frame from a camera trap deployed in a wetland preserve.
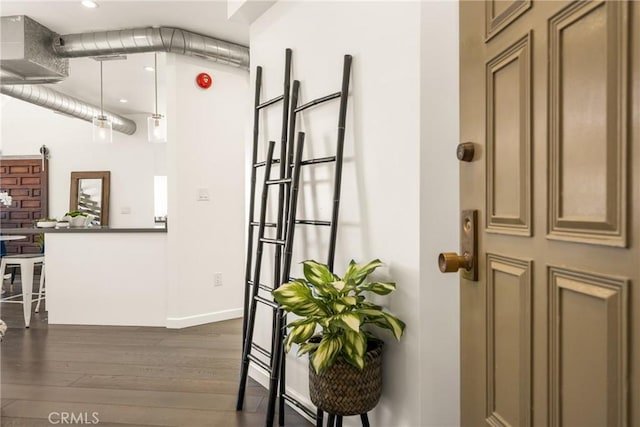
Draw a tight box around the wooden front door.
[0,157,49,254]
[459,1,638,425]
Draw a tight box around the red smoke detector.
[196,73,212,89]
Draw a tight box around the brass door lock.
[438,210,478,281]
[438,252,473,273]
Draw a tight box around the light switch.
[121,206,131,214]
[197,187,210,201]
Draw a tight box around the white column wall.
[250,2,422,426]
[165,54,250,328]
[419,2,461,426]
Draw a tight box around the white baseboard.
[166,308,243,329]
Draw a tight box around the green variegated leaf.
[312,282,340,297]
[382,312,406,340]
[355,308,385,318]
[339,295,358,307]
[331,301,347,314]
[359,281,396,295]
[303,260,336,286]
[343,259,384,286]
[284,331,296,353]
[297,341,320,357]
[360,301,383,311]
[311,335,342,373]
[342,279,358,294]
[331,280,346,292]
[290,321,316,343]
[334,312,361,332]
[364,313,406,340]
[272,280,312,309]
[342,330,366,370]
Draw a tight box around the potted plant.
[272,259,405,416]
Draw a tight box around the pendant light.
[147,53,166,142]
[92,60,112,143]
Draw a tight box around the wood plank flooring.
[1,278,312,427]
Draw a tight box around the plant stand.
[321,413,370,427]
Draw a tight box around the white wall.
[165,54,249,328]
[420,2,460,426]
[250,1,460,426]
[251,2,424,426]
[0,98,164,227]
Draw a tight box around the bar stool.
[0,254,45,328]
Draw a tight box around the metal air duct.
[53,27,250,70]
[0,84,137,135]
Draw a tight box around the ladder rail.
[241,65,263,347]
[242,49,292,348]
[237,140,277,411]
[277,54,353,426]
[267,132,305,427]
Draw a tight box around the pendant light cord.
[154,53,158,116]
[100,61,104,117]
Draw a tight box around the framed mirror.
[69,171,110,226]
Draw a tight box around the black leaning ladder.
[237,132,306,427]
[276,54,354,427]
[242,49,293,349]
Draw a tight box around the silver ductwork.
[0,16,69,83]
[0,84,137,135]
[0,16,250,135]
[53,27,250,70]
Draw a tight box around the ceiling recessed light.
[119,99,128,103]
[143,66,155,72]
[81,0,99,8]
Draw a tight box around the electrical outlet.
[197,187,210,201]
[214,272,223,287]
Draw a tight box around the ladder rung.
[248,354,272,372]
[260,238,286,246]
[251,343,272,359]
[258,283,274,293]
[295,220,331,226]
[257,94,284,110]
[255,295,279,309]
[254,159,281,168]
[247,280,275,292]
[250,221,277,228]
[295,91,341,113]
[289,156,336,168]
[282,393,317,419]
[266,178,292,185]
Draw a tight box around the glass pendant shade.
[92,115,112,143]
[147,114,167,143]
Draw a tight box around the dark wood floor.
[0,277,312,427]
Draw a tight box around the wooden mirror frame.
[69,171,111,226]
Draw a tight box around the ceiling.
[0,1,250,115]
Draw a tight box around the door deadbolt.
[456,142,475,162]
[438,209,478,281]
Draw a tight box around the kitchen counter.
[0,225,166,234]
[2,226,168,327]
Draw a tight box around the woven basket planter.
[309,340,383,416]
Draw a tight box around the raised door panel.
[486,33,531,235]
[548,0,628,246]
[548,267,628,427]
[486,254,532,427]
[485,0,532,40]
